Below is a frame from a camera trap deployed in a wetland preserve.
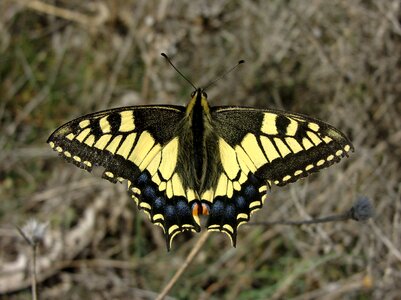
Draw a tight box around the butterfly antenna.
[161,53,197,90]
[204,59,245,91]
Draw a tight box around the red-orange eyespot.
[192,203,200,217]
[192,202,210,217]
[201,203,210,215]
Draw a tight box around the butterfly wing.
[48,105,200,250]
[206,107,354,245]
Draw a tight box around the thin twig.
[16,223,44,300]
[248,213,348,226]
[156,231,210,300]
[31,244,38,300]
[247,197,374,227]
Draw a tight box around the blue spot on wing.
[225,204,236,220]
[176,200,191,216]
[136,172,149,186]
[235,196,248,210]
[129,170,201,250]
[165,205,175,219]
[244,185,258,199]
[143,186,157,199]
[153,197,165,210]
[206,173,267,246]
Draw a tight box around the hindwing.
[47,106,200,250]
[205,107,354,244]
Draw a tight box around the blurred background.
[0,0,400,299]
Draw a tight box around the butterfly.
[48,62,353,251]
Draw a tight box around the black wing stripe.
[107,112,122,134]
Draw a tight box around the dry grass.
[0,0,400,299]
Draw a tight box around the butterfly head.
[186,88,210,115]
[190,88,208,99]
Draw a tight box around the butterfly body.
[48,89,353,250]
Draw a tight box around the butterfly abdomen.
[191,90,206,183]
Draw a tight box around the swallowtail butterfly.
[48,62,353,250]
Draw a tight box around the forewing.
[206,107,354,244]
[48,105,199,250]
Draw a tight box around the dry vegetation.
[0,0,400,299]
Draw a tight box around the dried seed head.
[350,197,375,222]
[18,219,48,246]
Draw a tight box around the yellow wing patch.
[99,116,111,133]
[106,135,123,153]
[219,138,240,180]
[119,111,135,132]
[129,131,155,166]
[116,132,137,158]
[260,136,280,162]
[159,137,179,180]
[241,134,268,168]
[261,113,278,135]
[94,134,112,150]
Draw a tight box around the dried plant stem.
[16,0,107,27]
[31,244,38,300]
[16,223,40,300]
[156,231,210,300]
[17,0,91,25]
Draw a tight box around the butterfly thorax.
[181,89,216,193]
